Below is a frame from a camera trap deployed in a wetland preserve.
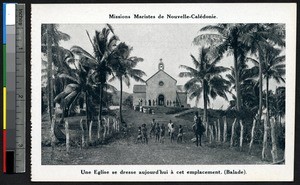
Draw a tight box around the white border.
[31,3,296,181]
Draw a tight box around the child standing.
[167,120,173,136]
[170,124,175,143]
[160,124,165,143]
[155,123,160,142]
[177,125,183,143]
[136,126,142,143]
[141,124,148,144]
[149,119,156,138]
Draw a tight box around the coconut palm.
[193,24,247,116]
[240,24,285,127]
[42,24,70,150]
[54,58,95,120]
[70,24,119,126]
[179,47,230,136]
[109,42,146,122]
[247,45,285,159]
[248,45,285,124]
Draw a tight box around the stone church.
[133,59,188,107]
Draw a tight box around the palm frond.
[70,46,96,61]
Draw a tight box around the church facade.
[133,59,188,107]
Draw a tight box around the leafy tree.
[179,47,230,135]
[71,24,119,125]
[193,24,248,116]
[109,42,146,122]
[41,24,70,121]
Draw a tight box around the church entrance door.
[158,94,165,106]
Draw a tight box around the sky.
[57,24,283,109]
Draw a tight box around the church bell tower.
[158,58,164,71]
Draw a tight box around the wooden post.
[106,117,111,135]
[262,116,268,160]
[209,125,214,143]
[97,116,101,139]
[223,116,227,143]
[103,118,107,140]
[50,115,56,159]
[65,119,70,154]
[217,119,221,142]
[208,125,212,144]
[249,118,256,153]
[270,117,278,163]
[214,121,217,141]
[80,119,85,148]
[89,121,93,143]
[239,119,244,150]
[230,118,237,147]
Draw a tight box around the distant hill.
[111,91,132,105]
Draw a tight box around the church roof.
[146,70,177,83]
[133,85,146,93]
[176,85,186,93]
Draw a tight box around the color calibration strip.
[3,3,26,173]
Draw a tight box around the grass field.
[41,107,284,165]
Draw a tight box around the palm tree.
[42,24,70,150]
[71,24,119,126]
[109,42,146,122]
[179,47,230,136]
[240,24,285,127]
[247,45,285,160]
[193,24,247,117]
[54,57,98,144]
[248,45,285,124]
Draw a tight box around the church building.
[133,59,188,107]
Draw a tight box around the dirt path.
[42,109,266,165]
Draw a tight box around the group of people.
[136,111,205,146]
[136,119,184,144]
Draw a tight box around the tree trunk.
[99,83,103,128]
[119,78,123,123]
[65,119,70,154]
[46,24,53,123]
[209,125,213,143]
[97,116,101,139]
[214,121,218,142]
[262,118,268,160]
[249,117,257,153]
[233,48,241,113]
[106,117,111,135]
[103,117,107,140]
[203,82,208,137]
[270,117,278,163]
[80,118,85,148]
[223,116,227,143]
[50,114,56,159]
[230,118,237,147]
[262,76,269,160]
[217,119,221,142]
[89,121,93,144]
[239,119,244,150]
[266,76,270,137]
[257,47,264,130]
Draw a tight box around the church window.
[159,81,164,86]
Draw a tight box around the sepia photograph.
[31,3,296,181]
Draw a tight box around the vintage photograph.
[41,23,286,165]
[31,3,295,181]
